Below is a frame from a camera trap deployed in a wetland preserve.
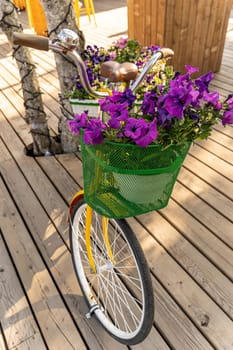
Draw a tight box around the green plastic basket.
[80,138,191,218]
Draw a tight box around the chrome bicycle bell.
[57,28,79,50]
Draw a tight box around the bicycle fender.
[69,189,84,217]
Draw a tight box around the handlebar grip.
[12,32,49,51]
[160,48,174,59]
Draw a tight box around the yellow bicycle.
[13,30,175,345]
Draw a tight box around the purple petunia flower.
[157,108,173,127]
[124,118,145,139]
[67,112,88,134]
[226,96,233,109]
[203,91,220,105]
[120,88,136,108]
[222,110,233,126]
[108,103,129,128]
[99,97,112,112]
[124,118,158,147]
[195,72,214,94]
[185,65,199,77]
[162,87,194,118]
[141,90,157,114]
[83,118,106,144]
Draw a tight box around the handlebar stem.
[129,51,163,92]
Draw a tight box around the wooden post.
[127,0,233,74]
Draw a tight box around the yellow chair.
[73,0,97,27]
[13,0,26,9]
[25,0,48,36]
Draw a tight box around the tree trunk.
[0,0,58,156]
[40,0,86,152]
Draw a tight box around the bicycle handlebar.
[12,30,174,98]
[13,32,49,51]
[13,31,108,98]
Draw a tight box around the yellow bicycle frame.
[70,190,114,273]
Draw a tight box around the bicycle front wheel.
[69,199,154,345]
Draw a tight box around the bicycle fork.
[86,205,115,273]
[69,190,114,273]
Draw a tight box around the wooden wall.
[127,0,233,74]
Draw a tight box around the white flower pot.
[69,98,100,118]
[113,172,172,204]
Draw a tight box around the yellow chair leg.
[83,0,91,23]
[88,0,97,26]
[73,0,97,26]
[73,0,80,27]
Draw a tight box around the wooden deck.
[1,1,233,349]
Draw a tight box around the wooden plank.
[215,0,233,72]
[127,217,233,349]
[199,132,233,164]
[138,209,233,319]
[0,108,68,237]
[190,143,233,182]
[55,153,83,186]
[0,65,19,90]
[160,197,233,281]
[209,129,233,151]
[0,327,7,350]
[210,80,233,96]
[179,0,192,67]
[0,174,86,350]
[183,153,232,199]
[128,327,170,350]
[0,140,123,350]
[221,56,233,68]
[178,166,233,219]
[0,88,58,152]
[132,282,213,349]
[0,58,61,122]
[191,0,210,73]
[144,0,151,45]
[0,41,57,82]
[153,279,214,350]
[172,0,187,70]
[202,0,218,73]
[172,181,233,248]
[0,51,61,131]
[136,0,145,44]
[127,0,135,39]
[213,72,233,86]
[37,155,82,204]
[213,124,233,138]
[129,0,140,41]
[164,0,176,49]
[0,116,129,349]
[0,232,46,349]
[150,0,157,45]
